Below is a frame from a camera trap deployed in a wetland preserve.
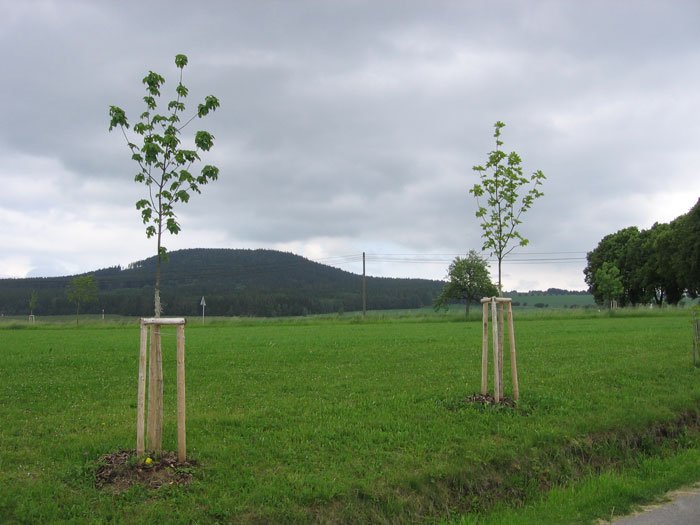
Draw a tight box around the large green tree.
[109,54,220,317]
[66,275,98,324]
[434,250,498,319]
[584,226,641,306]
[675,198,700,298]
[470,121,545,295]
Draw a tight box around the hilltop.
[0,248,443,317]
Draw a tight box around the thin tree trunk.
[498,257,503,297]
[155,209,163,318]
[465,301,470,320]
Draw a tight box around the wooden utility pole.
[362,252,367,318]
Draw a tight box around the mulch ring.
[464,392,517,408]
[95,449,196,493]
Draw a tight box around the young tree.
[470,121,545,295]
[29,290,38,316]
[66,275,98,324]
[434,250,498,319]
[594,262,623,311]
[109,54,220,317]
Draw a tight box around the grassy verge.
[0,310,698,522]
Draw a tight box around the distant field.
[506,291,595,309]
[1,309,700,522]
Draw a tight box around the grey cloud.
[2,0,700,290]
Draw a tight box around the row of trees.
[584,198,700,306]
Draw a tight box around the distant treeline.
[0,249,443,317]
[584,198,700,306]
[507,288,589,296]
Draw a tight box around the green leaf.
[201,164,219,181]
[174,54,188,68]
[197,95,220,117]
[166,217,181,234]
[142,71,165,97]
[195,131,214,151]
[108,106,128,131]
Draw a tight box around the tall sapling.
[109,54,220,316]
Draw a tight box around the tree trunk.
[498,257,503,297]
[76,303,80,325]
[155,254,162,318]
[155,211,163,318]
[465,301,470,320]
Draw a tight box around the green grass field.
[1,308,700,523]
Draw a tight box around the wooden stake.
[481,301,489,395]
[491,298,500,402]
[506,301,519,400]
[137,321,148,456]
[176,324,186,463]
[153,327,163,454]
[147,325,157,450]
[497,301,505,393]
[139,318,187,458]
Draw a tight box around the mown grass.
[1,309,699,522]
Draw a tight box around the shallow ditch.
[312,406,700,523]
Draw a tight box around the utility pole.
[362,252,366,319]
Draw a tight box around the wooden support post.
[153,329,163,454]
[139,318,187,461]
[147,325,158,451]
[497,301,505,394]
[480,297,518,403]
[176,324,186,463]
[147,324,164,454]
[491,298,500,402]
[481,301,489,395]
[137,321,148,456]
[506,301,519,400]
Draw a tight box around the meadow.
[1,308,700,523]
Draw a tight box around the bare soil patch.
[94,449,196,493]
[464,392,517,408]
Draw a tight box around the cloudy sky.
[2,0,699,291]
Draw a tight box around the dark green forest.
[584,197,700,306]
[0,249,444,317]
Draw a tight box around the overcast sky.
[2,0,699,291]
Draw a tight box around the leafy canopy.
[470,121,545,292]
[434,250,498,318]
[594,262,624,310]
[66,275,98,323]
[108,54,220,316]
[108,54,220,258]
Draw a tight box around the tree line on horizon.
[584,198,700,306]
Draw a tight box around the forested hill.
[0,248,444,317]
